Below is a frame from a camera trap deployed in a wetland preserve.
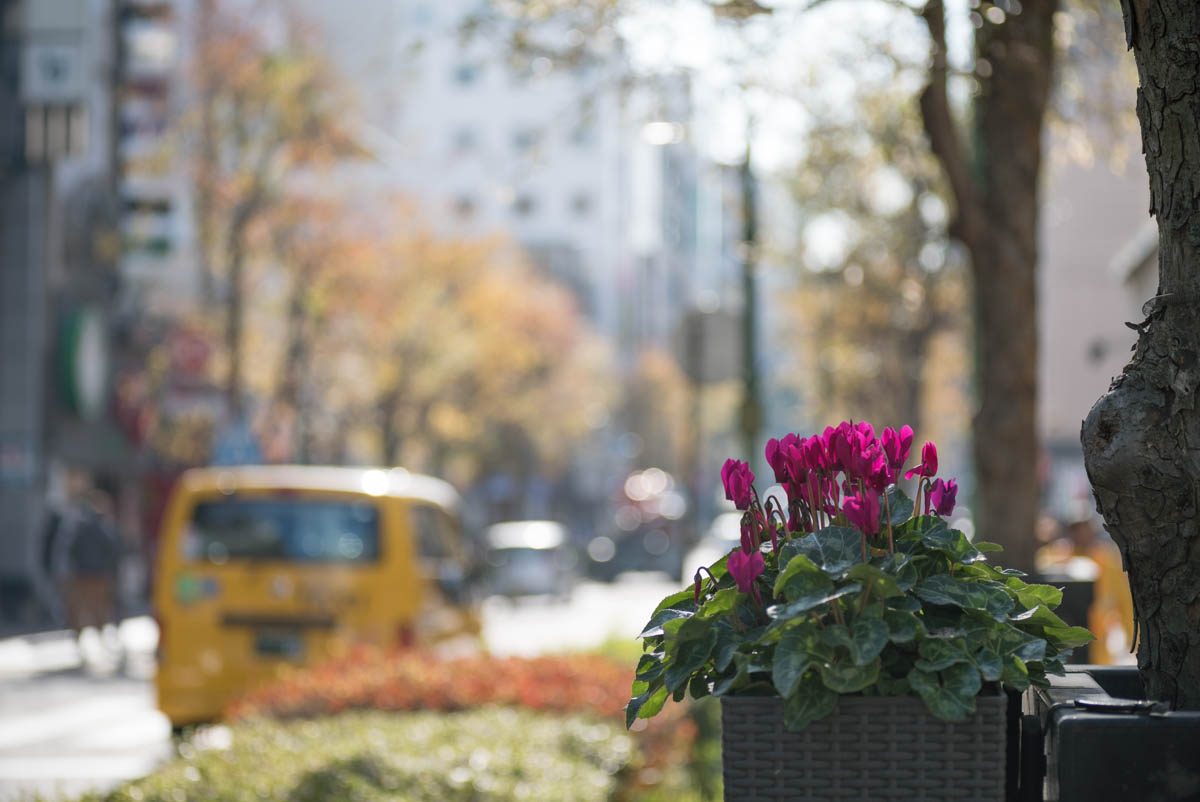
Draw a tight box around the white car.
[680,511,743,585]
[484,520,575,598]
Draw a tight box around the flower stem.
[883,490,895,553]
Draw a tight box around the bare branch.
[917,0,979,243]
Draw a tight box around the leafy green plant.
[88,709,634,802]
[627,422,1093,731]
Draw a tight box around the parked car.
[484,520,575,598]
[154,465,479,727]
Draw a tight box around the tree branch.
[917,0,979,243]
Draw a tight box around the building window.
[452,128,476,153]
[512,128,539,153]
[512,194,536,217]
[453,196,477,220]
[570,192,592,217]
[453,63,480,85]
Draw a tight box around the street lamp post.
[738,140,761,463]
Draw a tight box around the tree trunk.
[1081,0,1200,708]
[919,0,1056,572]
[224,211,251,418]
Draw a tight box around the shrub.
[90,709,632,802]
[222,649,703,797]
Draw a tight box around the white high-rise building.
[291,0,636,339]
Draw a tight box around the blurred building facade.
[1037,140,1148,519]
[1,0,127,626]
[291,0,631,340]
[287,0,752,528]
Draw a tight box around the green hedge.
[89,709,635,802]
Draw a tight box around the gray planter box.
[721,693,1009,801]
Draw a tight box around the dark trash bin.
[1020,665,1200,801]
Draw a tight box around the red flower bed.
[225,648,641,721]
[223,647,697,786]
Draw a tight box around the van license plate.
[255,631,304,659]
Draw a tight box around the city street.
[0,574,681,800]
[0,619,170,801]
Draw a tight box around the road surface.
[0,619,171,801]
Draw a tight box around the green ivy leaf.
[766,584,862,622]
[635,654,664,683]
[779,526,863,579]
[820,655,881,693]
[826,617,890,666]
[696,588,741,620]
[916,575,1014,621]
[1000,654,1031,691]
[626,679,668,728]
[907,664,980,722]
[772,624,822,697]
[903,517,983,564]
[1045,625,1096,649]
[639,607,693,638]
[874,672,911,696]
[651,589,697,618]
[1010,604,1093,651]
[783,671,838,731]
[973,647,1004,682]
[774,554,832,600]
[688,674,711,700]
[664,626,718,694]
[888,594,922,614]
[886,486,916,524]
[915,638,970,672]
[1014,583,1063,611]
[883,609,925,643]
[876,552,919,591]
[712,621,739,672]
[847,563,903,598]
[974,541,1004,552]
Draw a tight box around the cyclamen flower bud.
[721,459,755,510]
[904,441,938,480]
[930,478,958,517]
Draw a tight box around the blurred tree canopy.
[189,0,361,414]
[482,0,1136,570]
[141,0,618,484]
[785,78,969,444]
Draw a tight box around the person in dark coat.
[59,492,120,638]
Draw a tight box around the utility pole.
[738,137,761,462]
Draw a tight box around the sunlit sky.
[615,0,974,170]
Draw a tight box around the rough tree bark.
[1081,0,1200,708]
[919,0,1057,573]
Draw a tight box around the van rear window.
[186,498,380,563]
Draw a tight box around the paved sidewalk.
[0,618,171,801]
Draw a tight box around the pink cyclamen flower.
[843,490,881,537]
[727,548,765,602]
[904,441,939,480]
[740,520,755,553]
[881,426,914,478]
[865,451,891,492]
[803,435,829,474]
[721,459,755,510]
[765,434,800,484]
[930,478,958,517]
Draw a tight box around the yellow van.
[153,465,480,726]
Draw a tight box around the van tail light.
[395,622,415,650]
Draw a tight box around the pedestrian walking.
[57,492,121,644]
